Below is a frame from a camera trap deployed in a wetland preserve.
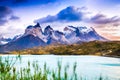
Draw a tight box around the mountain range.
[0,23,107,52]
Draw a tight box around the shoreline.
[0,54,120,58]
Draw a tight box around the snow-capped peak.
[24,23,43,36]
[77,26,93,33]
[23,23,48,42]
[64,25,107,42]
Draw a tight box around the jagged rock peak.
[45,25,53,30]
[44,25,54,35]
[26,25,33,29]
[26,23,41,29]
[34,23,41,28]
[55,30,64,35]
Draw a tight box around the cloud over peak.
[34,6,85,23]
[34,6,120,27]
[57,6,83,21]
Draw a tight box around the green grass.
[0,55,119,80]
[10,41,120,57]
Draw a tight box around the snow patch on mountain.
[0,36,12,45]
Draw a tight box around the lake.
[1,55,120,80]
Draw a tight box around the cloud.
[0,6,20,26]
[9,15,20,20]
[89,14,120,26]
[13,0,58,4]
[34,6,85,23]
[0,6,12,17]
[96,0,120,6]
[0,0,59,6]
[0,19,8,25]
[0,6,12,26]
[31,0,58,4]
[34,5,120,27]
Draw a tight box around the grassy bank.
[0,55,117,80]
[9,41,120,57]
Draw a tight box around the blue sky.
[0,0,120,40]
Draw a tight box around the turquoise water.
[1,55,120,80]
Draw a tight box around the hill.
[9,41,120,57]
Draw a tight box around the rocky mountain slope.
[0,23,107,52]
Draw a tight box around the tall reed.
[0,55,117,80]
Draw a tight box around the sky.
[0,0,120,41]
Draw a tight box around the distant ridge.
[0,23,107,52]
